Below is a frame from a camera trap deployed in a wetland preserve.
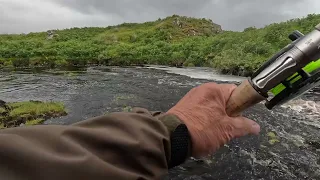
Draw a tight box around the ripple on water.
[2,66,320,180]
[281,99,320,130]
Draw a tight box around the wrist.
[166,110,210,157]
[158,113,192,168]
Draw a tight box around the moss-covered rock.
[0,100,67,128]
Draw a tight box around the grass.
[0,100,67,128]
[8,101,66,118]
[25,118,45,126]
[0,107,6,114]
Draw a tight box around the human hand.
[167,82,260,157]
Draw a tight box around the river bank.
[1,14,320,77]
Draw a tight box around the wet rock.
[0,100,6,107]
[306,140,320,149]
[190,157,206,164]
[184,175,205,180]
[200,173,213,179]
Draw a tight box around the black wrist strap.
[168,124,191,168]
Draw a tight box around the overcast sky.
[1,0,320,34]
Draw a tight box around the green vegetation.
[1,14,320,75]
[115,94,137,102]
[267,132,280,145]
[122,106,133,112]
[0,100,67,128]
[0,107,6,114]
[25,118,45,126]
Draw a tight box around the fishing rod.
[226,23,320,116]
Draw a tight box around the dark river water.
[1,66,320,180]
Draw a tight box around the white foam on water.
[281,99,320,116]
[145,65,246,82]
[145,65,320,123]
[281,99,320,129]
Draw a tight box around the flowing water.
[0,66,320,180]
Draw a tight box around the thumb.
[229,116,260,138]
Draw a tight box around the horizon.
[1,0,320,34]
[1,13,318,35]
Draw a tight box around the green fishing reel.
[249,23,320,109]
[266,59,320,109]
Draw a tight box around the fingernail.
[251,123,261,134]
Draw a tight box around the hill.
[0,14,320,75]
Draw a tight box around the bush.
[3,59,13,67]
[0,14,319,75]
[12,58,30,67]
[0,58,5,66]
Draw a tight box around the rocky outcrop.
[47,30,59,40]
[173,17,183,28]
[170,15,222,36]
[208,19,222,33]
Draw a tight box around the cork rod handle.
[226,80,266,116]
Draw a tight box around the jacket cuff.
[158,113,192,168]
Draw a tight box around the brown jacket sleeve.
[0,108,190,180]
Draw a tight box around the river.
[1,66,320,180]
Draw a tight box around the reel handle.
[226,80,266,116]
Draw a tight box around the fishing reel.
[249,23,320,109]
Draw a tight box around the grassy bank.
[1,14,320,76]
[0,100,67,128]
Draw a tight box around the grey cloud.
[52,0,212,23]
[208,0,317,29]
[53,0,210,16]
[1,0,319,34]
[0,0,123,34]
[52,0,320,30]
